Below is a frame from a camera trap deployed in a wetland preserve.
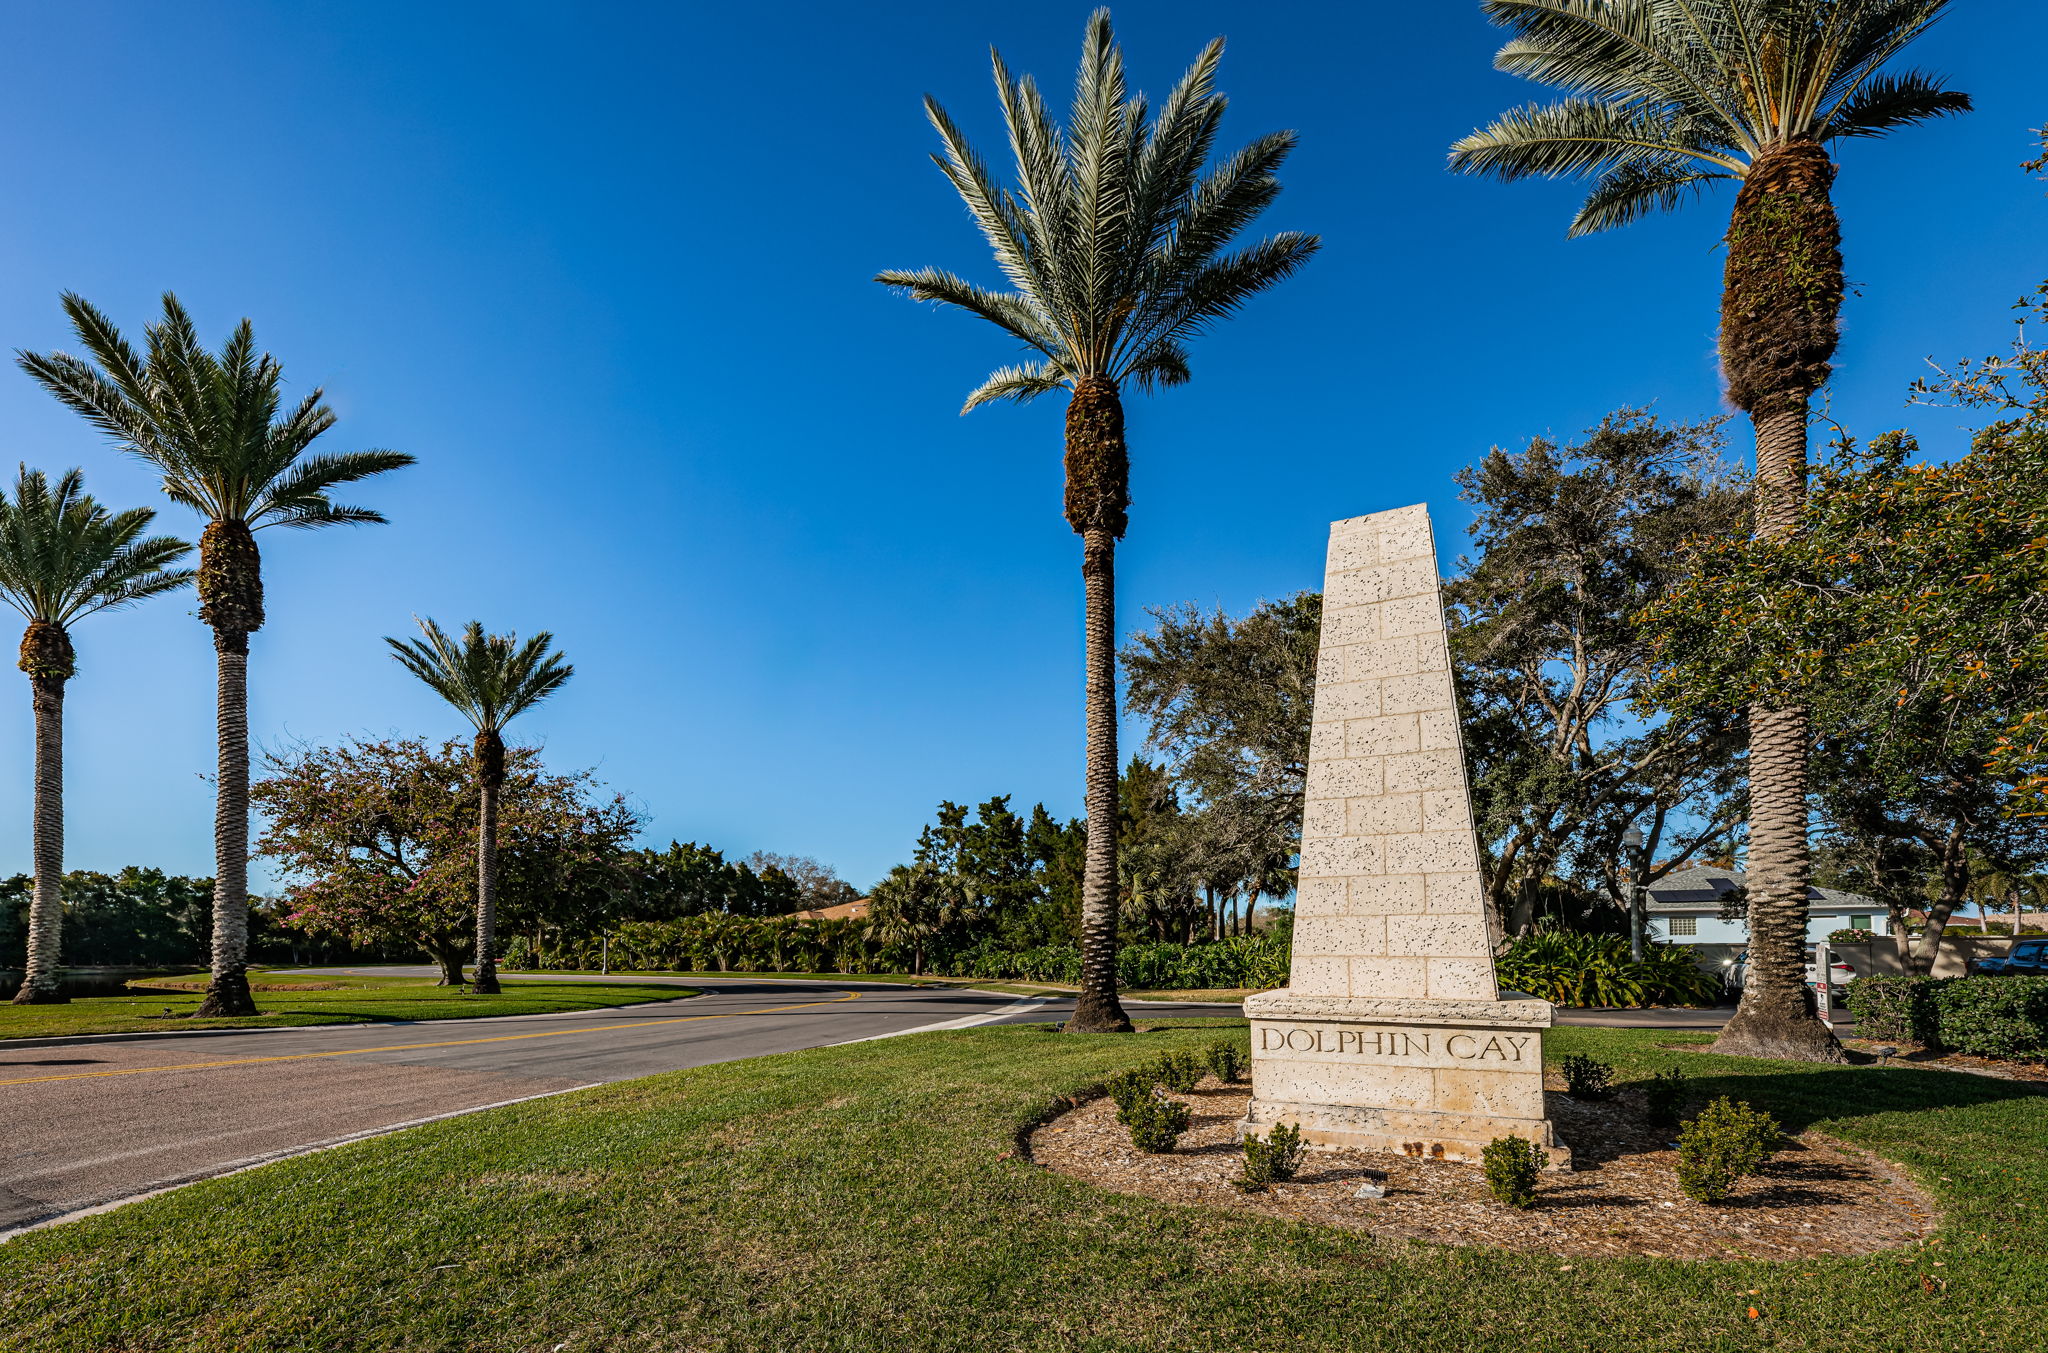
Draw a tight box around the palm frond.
[871,267,1057,353]
[1456,0,1968,230]
[1821,69,1971,138]
[251,450,417,530]
[387,617,573,735]
[1569,158,1731,235]
[1450,97,1744,181]
[961,360,1068,412]
[18,294,410,540]
[1485,0,1755,149]
[0,464,193,628]
[881,11,1314,401]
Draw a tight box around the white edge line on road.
[0,1082,602,1244]
[830,994,1056,1045]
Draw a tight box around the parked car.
[1725,948,1857,996]
[1970,938,2048,976]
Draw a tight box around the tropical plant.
[1451,0,1969,1061]
[877,10,1319,1031]
[0,468,191,1002]
[386,620,573,993]
[866,862,955,976]
[1495,929,1720,1007]
[18,293,413,1015]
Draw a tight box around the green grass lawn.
[0,972,702,1042]
[2,1022,2040,1351]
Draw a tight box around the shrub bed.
[1846,973,2048,1059]
[1844,974,1946,1045]
[1931,977,2048,1059]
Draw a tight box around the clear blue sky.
[0,1,2039,891]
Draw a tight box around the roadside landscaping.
[0,972,701,1041]
[0,1021,2040,1352]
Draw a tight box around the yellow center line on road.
[0,991,864,1088]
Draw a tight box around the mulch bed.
[1028,1077,1939,1260]
[1840,1038,2048,1082]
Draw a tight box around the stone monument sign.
[1240,504,1567,1165]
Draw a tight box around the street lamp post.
[1623,826,1647,963]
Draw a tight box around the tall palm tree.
[387,618,572,994]
[18,293,414,1016]
[877,9,1318,1032]
[0,468,191,1004]
[1449,0,1967,1061]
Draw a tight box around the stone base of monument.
[1236,990,1572,1168]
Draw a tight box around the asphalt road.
[0,975,1227,1237]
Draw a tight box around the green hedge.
[945,934,1290,990]
[1843,973,1946,1044]
[1933,977,2048,1059]
[1845,974,2048,1059]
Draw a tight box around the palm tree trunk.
[1710,141,1844,1062]
[1064,376,1132,1033]
[12,662,69,1005]
[473,753,501,998]
[194,629,257,1017]
[1069,526,1130,1031]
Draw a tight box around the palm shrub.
[19,294,413,1015]
[878,10,1318,1032]
[1496,930,1718,1007]
[1451,0,1968,1063]
[0,469,191,1003]
[387,620,572,994]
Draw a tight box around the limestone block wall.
[1292,505,1496,1003]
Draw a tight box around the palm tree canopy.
[16,292,415,528]
[1449,0,1971,234]
[0,466,193,629]
[387,617,573,736]
[876,8,1319,411]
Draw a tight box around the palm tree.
[1449,0,1967,1061]
[387,619,572,994]
[866,862,951,977]
[0,468,191,1004]
[877,9,1318,1032]
[18,293,414,1016]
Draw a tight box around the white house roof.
[1643,865,1880,914]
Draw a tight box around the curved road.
[0,975,1226,1237]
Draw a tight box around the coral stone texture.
[1243,505,1567,1165]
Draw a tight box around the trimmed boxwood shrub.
[1676,1097,1782,1204]
[1481,1135,1544,1209]
[1844,973,1947,1045]
[1930,976,2048,1060]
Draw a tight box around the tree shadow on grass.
[1663,1062,2044,1134]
